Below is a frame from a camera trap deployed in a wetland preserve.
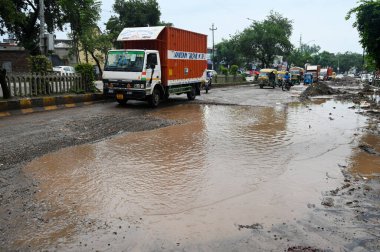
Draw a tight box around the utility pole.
[299,34,302,49]
[209,23,217,70]
[39,0,45,55]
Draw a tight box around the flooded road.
[19,99,377,251]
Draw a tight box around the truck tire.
[164,89,170,100]
[187,85,196,100]
[149,88,160,108]
[259,84,264,89]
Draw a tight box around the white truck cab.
[103,49,161,101]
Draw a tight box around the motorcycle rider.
[284,71,290,84]
[269,71,276,87]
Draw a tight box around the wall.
[0,50,30,73]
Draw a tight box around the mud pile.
[333,76,360,86]
[300,83,339,100]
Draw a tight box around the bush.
[28,55,52,74]
[230,65,239,76]
[75,63,96,92]
[27,55,52,95]
[220,66,229,76]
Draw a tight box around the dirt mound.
[332,77,360,86]
[300,83,338,100]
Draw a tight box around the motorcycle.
[282,78,291,91]
[204,79,211,93]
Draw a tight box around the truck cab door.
[146,53,161,85]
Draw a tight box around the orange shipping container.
[121,26,207,87]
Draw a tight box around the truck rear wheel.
[149,88,160,108]
[187,85,196,100]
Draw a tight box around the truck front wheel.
[149,88,160,108]
[187,85,196,100]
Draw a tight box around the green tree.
[335,52,363,73]
[239,11,293,68]
[214,34,243,68]
[313,51,336,67]
[347,0,380,69]
[80,28,113,77]
[59,0,101,63]
[287,43,320,67]
[106,0,161,43]
[0,0,63,55]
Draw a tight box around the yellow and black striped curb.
[0,93,105,117]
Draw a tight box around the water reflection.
[20,101,371,250]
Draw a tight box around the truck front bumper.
[110,88,149,100]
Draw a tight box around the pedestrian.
[0,68,11,99]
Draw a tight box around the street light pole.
[209,23,217,70]
[39,0,45,55]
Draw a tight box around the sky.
[95,0,363,54]
[3,0,363,54]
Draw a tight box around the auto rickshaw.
[303,72,313,85]
[277,70,287,87]
[290,67,304,84]
[258,69,277,89]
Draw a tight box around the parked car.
[53,66,76,75]
[335,74,344,80]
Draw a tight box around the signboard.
[117,26,166,41]
[168,50,206,61]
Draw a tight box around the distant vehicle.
[335,74,344,80]
[245,75,254,82]
[206,70,217,78]
[206,69,217,88]
[53,66,76,75]
[258,68,277,89]
[289,66,304,84]
[303,72,313,85]
[277,70,287,87]
[319,67,333,81]
[347,73,355,78]
[306,65,321,82]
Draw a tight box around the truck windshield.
[105,51,145,72]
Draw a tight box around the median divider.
[0,93,104,116]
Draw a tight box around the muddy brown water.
[18,100,379,251]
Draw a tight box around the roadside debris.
[321,197,334,207]
[237,223,264,230]
[300,83,339,100]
